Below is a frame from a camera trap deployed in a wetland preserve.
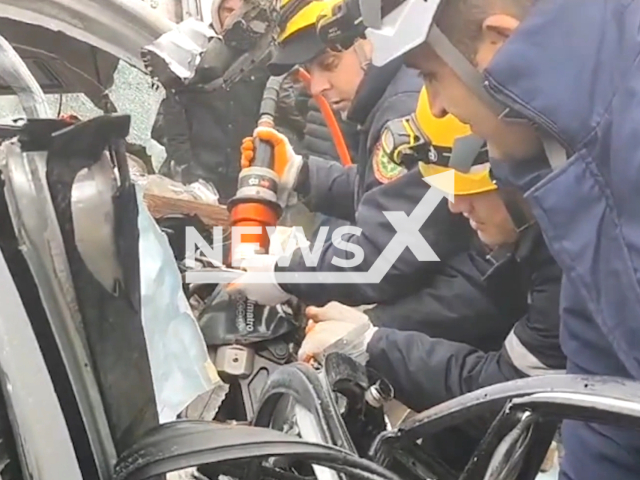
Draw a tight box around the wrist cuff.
[294,157,311,197]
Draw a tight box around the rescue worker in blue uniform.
[349,0,640,479]
[348,96,563,367]
[230,0,473,306]
[299,153,565,468]
[298,90,559,366]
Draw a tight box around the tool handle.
[253,139,274,168]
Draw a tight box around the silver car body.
[0,3,179,479]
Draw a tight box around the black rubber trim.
[370,374,640,460]
[114,421,400,480]
[253,362,356,453]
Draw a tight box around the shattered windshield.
[0,0,172,171]
[0,60,167,170]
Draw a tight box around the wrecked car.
[2,2,640,480]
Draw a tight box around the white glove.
[299,302,377,363]
[226,253,293,306]
[306,301,371,324]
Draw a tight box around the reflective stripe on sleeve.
[504,330,566,377]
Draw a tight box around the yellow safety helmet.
[269,0,342,76]
[379,87,490,188]
[419,163,497,196]
[279,0,342,42]
[413,88,496,196]
[414,88,471,152]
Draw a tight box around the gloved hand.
[241,126,304,206]
[167,468,209,480]
[226,253,293,306]
[298,302,378,363]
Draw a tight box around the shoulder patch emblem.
[372,141,406,184]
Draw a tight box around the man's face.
[448,189,518,248]
[404,15,542,161]
[219,0,243,29]
[304,44,367,113]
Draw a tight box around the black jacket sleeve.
[365,244,564,413]
[301,158,359,222]
[364,253,516,353]
[277,167,474,305]
[367,329,517,413]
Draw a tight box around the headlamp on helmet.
[380,87,474,169]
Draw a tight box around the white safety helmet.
[363,0,438,66]
[361,0,507,118]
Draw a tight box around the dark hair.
[434,0,537,62]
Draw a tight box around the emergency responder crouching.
[290,87,550,371]
[313,90,557,363]
[298,157,565,453]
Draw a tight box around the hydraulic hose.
[228,69,352,262]
[297,68,353,166]
[254,74,288,167]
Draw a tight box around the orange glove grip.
[240,137,254,169]
[239,129,291,179]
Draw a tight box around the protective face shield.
[315,0,368,52]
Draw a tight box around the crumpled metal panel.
[42,115,159,454]
[1,137,118,480]
[142,17,216,86]
[0,0,175,71]
[0,35,118,479]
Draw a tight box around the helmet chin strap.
[427,26,508,119]
[353,40,371,71]
[428,25,570,171]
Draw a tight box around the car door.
[0,5,175,478]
